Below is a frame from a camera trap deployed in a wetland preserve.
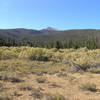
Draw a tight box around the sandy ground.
[1,72,100,100]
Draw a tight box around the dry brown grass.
[0,47,100,100]
[0,64,100,100]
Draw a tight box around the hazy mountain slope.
[0,28,100,42]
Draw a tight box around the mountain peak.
[43,27,59,31]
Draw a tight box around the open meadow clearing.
[0,47,100,100]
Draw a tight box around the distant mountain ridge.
[0,28,100,42]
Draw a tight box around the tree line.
[0,37,99,49]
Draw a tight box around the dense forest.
[0,28,100,49]
[0,37,99,49]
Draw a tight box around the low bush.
[45,93,66,100]
[30,88,44,99]
[19,85,33,91]
[36,77,46,83]
[79,82,97,92]
[0,73,22,83]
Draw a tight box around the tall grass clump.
[0,47,99,68]
[18,47,53,61]
[63,48,100,68]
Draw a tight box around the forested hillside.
[0,28,100,49]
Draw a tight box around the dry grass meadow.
[0,47,100,100]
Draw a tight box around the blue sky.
[0,0,100,30]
